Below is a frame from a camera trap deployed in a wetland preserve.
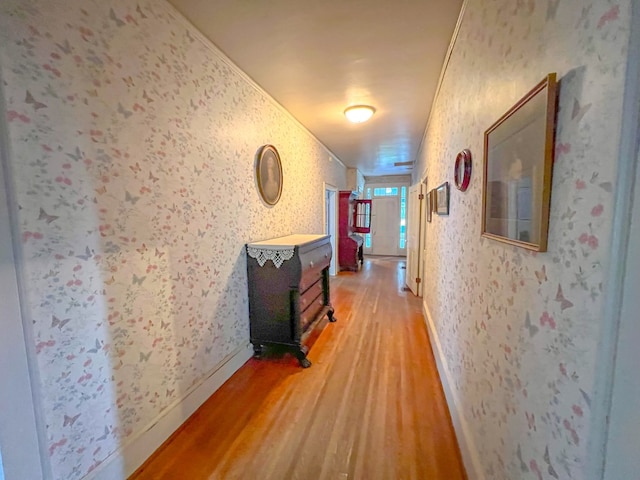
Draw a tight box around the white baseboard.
[89,343,254,480]
[422,301,485,480]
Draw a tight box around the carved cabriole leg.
[295,348,311,368]
[252,343,264,358]
[322,268,337,322]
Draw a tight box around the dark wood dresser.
[246,234,336,367]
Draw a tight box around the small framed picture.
[436,182,449,215]
[255,144,283,206]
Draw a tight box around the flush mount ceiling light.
[344,105,375,123]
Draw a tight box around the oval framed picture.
[255,144,283,206]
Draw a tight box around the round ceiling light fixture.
[344,105,376,123]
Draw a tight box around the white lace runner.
[247,246,295,268]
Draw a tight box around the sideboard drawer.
[300,267,323,293]
[299,242,331,273]
[300,294,325,333]
[300,279,323,310]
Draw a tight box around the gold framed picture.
[481,73,558,251]
[255,145,283,206]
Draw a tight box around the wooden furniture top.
[247,234,328,249]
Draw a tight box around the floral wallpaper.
[0,0,345,478]
[416,0,631,479]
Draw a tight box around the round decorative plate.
[454,148,472,192]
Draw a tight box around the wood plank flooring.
[130,256,466,480]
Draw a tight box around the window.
[399,186,407,249]
[373,187,398,197]
[365,188,372,248]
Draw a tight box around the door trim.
[406,183,423,296]
[595,4,640,478]
[322,183,338,276]
[0,64,48,479]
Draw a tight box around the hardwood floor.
[130,257,466,480]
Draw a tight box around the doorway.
[370,196,400,256]
[323,183,338,275]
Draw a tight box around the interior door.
[406,183,423,295]
[370,197,400,256]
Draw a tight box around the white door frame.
[0,71,48,479]
[596,5,640,478]
[406,183,423,296]
[363,183,409,256]
[420,175,430,297]
[322,182,338,276]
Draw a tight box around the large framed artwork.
[255,144,283,206]
[481,73,558,251]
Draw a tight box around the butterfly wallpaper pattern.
[416,1,630,479]
[0,0,346,478]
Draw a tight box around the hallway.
[132,257,466,479]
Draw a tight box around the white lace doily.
[247,246,295,268]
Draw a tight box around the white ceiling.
[168,0,463,177]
